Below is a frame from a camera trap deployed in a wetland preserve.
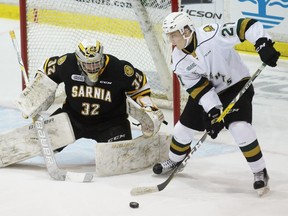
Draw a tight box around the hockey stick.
[131,63,267,196]
[9,30,93,182]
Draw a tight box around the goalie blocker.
[17,71,58,118]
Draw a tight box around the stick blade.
[130,186,159,196]
[83,173,94,182]
[65,172,94,183]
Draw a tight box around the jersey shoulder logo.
[124,65,134,77]
[203,25,215,32]
[57,55,67,65]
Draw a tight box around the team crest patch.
[124,65,134,77]
[57,55,67,65]
[203,25,215,32]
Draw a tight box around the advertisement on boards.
[229,0,288,42]
[180,0,224,27]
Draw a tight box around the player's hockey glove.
[255,37,280,67]
[203,107,224,139]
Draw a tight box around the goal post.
[19,0,28,90]
[170,0,181,124]
[19,0,181,122]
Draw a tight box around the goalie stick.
[130,63,267,196]
[9,30,93,182]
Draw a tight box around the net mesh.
[23,0,173,104]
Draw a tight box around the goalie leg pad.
[95,132,171,176]
[17,72,58,118]
[0,113,75,167]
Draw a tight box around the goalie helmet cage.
[19,0,181,124]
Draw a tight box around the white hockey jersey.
[171,19,270,112]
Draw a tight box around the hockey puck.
[129,201,139,208]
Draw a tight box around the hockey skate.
[153,159,182,175]
[253,168,270,196]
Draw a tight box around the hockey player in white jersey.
[152,12,280,194]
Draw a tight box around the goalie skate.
[0,113,75,167]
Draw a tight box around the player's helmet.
[162,12,195,35]
[75,39,104,84]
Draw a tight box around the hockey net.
[20,0,182,112]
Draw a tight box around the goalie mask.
[162,12,195,48]
[75,39,104,85]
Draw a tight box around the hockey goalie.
[1,38,169,175]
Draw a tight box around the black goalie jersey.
[40,53,151,125]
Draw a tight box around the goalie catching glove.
[17,72,58,118]
[127,96,165,137]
